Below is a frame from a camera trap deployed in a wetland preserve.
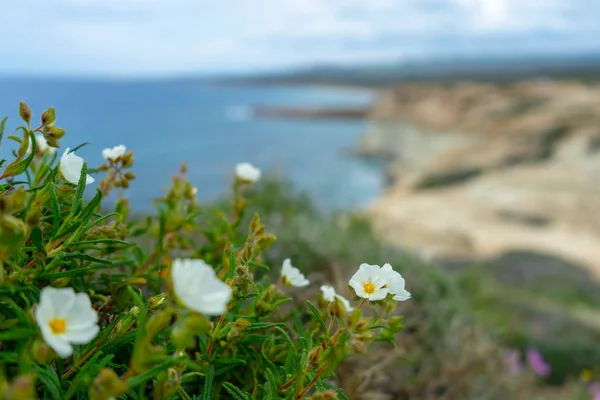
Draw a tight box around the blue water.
[0,78,382,211]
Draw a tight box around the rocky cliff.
[359,80,600,278]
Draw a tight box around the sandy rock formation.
[360,80,600,278]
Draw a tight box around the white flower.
[102,144,126,161]
[320,285,353,311]
[35,287,100,358]
[380,263,411,301]
[60,148,95,185]
[349,263,389,301]
[26,134,56,155]
[281,258,309,287]
[235,162,261,183]
[171,258,232,316]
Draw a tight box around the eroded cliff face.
[360,80,600,277]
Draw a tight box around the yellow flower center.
[363,282,376,295]
[581,369,593,382]
[49,318,67,334]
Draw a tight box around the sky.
[0,0,598,77]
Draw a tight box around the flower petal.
[349,279,366,297]
[34,301,54,327]
[65,293,98,329]
[64,324,100,344]
[41,287,76,318]
[320,285,336,302]
[392,290,412,301]
[335,294,353,311]
[369,287,389,301]
[172,258,232,316]
[44,334,73,358]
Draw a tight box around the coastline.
[248,78,600,282]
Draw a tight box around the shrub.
[0,103,412,400]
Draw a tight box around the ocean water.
[0,78,383,212]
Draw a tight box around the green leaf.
[72,162,88,214]
[226,244,236,280]
[49,183,61,238]
[83,212,118,231]
[336,388,351,400]
[67,239,130,247]
[69,142,89,153]
[214,358,247,376]
[248,261,270,271]
[0,116,7,149]
[245,322,285,333]
[35,364,65,400]
[2,131,35,178]
[264,367,279,398]
[202,364,214,400]
[0,328,37,341]
[177,387,194,400]
[306,300,330,344]
[36,263,108,280]
[125,357,185,390]
[222,382,254,400]
[62,252,111,264]
[2,297,31,325]
[79,188,102,222]
[30,226,47,256]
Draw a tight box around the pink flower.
[503,349,523,376]
[588,382,600,400]
[526,348,550,377]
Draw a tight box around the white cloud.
[0,0,596,76]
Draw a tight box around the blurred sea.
[0,78,383,212]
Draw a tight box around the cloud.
[0,0,596,76]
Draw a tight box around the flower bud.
[254,224,265,236]
[122,154,134,169]
[388,316,404,331]
[6,187,27,212]
[385,299,397,314]
[241,242,253,262]
[322,389,339,399]
[148,294,168,311]
[355,319,369,331]
[171,314,211,349]
[146,309,174,337]
[26,208,41,226]
[89,368,127,400]
[7,374,37,400]
[123,277,147,286]
[19,102,32,123]
[31,340,51,364]
[255,300,273,317]
[351,340,366,354]
[256,233,276,250]
[333,297,347,318]
[307,346,323,366]
[51,277,70,288]
[317,294,329,310]
[234,318,251,332]
[346,309,361,329]
[40,107,56,125]
[226,326,240,341]
[0,215,28,261]
[44,126,66,139]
